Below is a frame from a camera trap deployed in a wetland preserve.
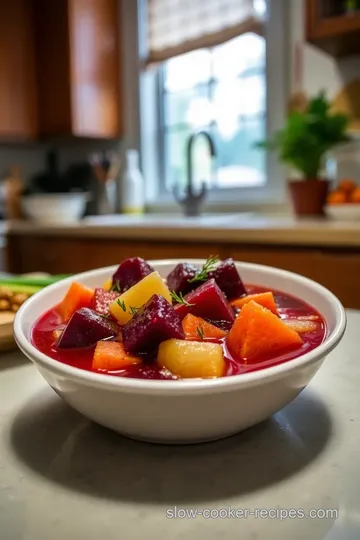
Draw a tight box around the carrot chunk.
[227,301,303,363]
[58,282,94,321]
[92,341,142,371]
[182,313,227,341]
[231,292,278,315]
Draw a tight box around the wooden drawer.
[6,236,226,274]
[7,235,360,308]
[230,247,360,309]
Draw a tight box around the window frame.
[123,0,289,209]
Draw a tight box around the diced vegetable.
[158,339,225,378]
[109,271,172,324]
[182,313,227,341]
[56,308,118,349]
[167,262,198,295]
[58,282,94,321]
[283,319,318,333]
[122,294,184,354]
[209,258,247,300]
[112,257,154,293]
[227,301,303,362]
[93,341,141,371]
[174,279,235,323]
[231,292,278,315]
[52,329,62,341]
[103,278,112,291]
[92,288,120,316]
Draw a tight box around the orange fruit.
[350,187,360,203]
[327,191,347,205]
[338,179,356,194]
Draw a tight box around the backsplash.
[0,140,121,184]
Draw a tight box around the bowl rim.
[14,259,347,395]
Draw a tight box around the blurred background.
[1,0,360,309]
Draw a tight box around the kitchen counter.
[1,310,359,540]
[5,214,360,247]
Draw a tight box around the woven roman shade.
[146,0,265,64]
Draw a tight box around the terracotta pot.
[288,179,329,217]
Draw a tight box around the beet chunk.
[209,258,247,299]
[174,279,235,323]
[92,288,120,316]
[56,308,118,349]
[167,262,198,295]
[122,294,184,354]
[112,257,154,293]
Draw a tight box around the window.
[132,0,287,205]
[161,33,266,192]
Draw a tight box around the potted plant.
[259,92,349,216]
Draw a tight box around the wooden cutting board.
[0,311,16,351]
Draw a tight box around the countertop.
[1,310,360,540]
[4,214,360,247]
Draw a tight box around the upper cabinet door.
[33,0,122,139]
[69,0,121,138]
[0,1,37,140]
[306,0,360,57]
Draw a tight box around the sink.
[83,213,254,227]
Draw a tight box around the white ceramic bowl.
[325,203,360,221]
[14,260,346,444]
[21,193,89,224]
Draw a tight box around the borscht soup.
[31,257,326,380]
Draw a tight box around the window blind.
[146,0,265,65]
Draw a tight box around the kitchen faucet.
[173,130,216,217]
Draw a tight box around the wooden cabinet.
[6,234,360,309]
[33,0,122,138]
[306,0,360,56]
[0,0,122,140]
[0,1,37,140]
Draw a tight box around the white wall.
[1,1,360,191]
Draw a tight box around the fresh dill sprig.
[129,305,141,316]
[116,298,127,312]
[196,326,205,340]
[189,255,220,283]
[111,280,121,293]
[116,299,140,315]
[170,290,194,307]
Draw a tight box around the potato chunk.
[109,271,172,324]
[157,339,225,379]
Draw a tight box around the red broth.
[31,285,326,380]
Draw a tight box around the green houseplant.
[259,91,349,216]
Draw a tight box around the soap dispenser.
[121,149,145,215]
